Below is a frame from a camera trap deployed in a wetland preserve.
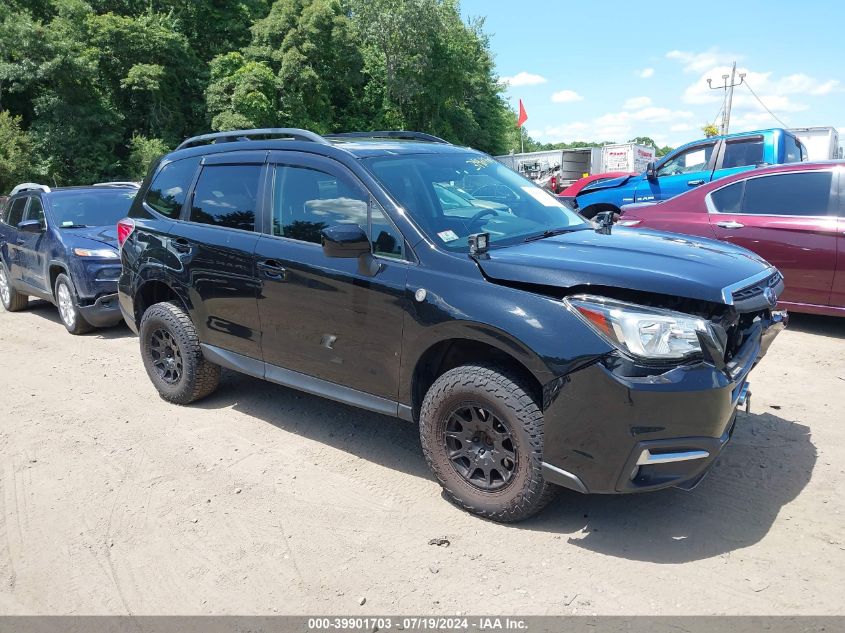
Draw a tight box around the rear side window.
[189,164,261,231]
[785,136,804,163]
[710,182,744,213]
[6,197,27,226]
[145,157,200,218]
[741,172,832,216]
[722,139,764,169]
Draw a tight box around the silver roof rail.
[10,182,51,195]
[176,128,330,151]
[93,181,141,188]
[329,131,451,144]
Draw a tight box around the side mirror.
[320,224,370,259]
[17,219,44,234]
[645,161,658,180]
[594,211,614,235]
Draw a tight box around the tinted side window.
[785,136,803,163]
[189,164,261,231]
[722,139,764,169]
[6,197,27,226]
[741,172,832,216]
[370,201,404,259]
[145,156,200,218]
[710,182,744,213]
[658,143,716,176]
[272,165,368,244]
[26,197,45,225]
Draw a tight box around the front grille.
[731,271,782,303]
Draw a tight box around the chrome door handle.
[716,220,745,229]
[258,260,287,280]
[687,179,706,186]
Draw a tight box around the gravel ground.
[0,300,843,615]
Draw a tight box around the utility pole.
[707,62,746,135]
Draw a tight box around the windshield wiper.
[523,227,579,243]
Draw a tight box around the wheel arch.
[409,335,547,424]
[133,278,190,328]
[48,260,69,298]
[578,202,620,220]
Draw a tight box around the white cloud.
[532,104,694,144]
[623,96,652,110]
[670,123,695,132]
[597,106,694,126]
[501,71,547,87]
[551,89,583,103]
[637,67,655,79]
[666,48,738,73]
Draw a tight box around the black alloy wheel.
[444,404,517,491]
[149,327,184,384]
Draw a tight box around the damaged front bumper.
[540,310,787,495]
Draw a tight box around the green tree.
[701,123,719,137]
[206,52,280,130]
[0,111,35,192]
[126,134,169,180]
[628,136,657,148]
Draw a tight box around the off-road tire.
[419,364,557,522]
[139,301,220,405]
[54,273,93,335]
[0,263,28,312]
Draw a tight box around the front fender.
[399,264,614,405]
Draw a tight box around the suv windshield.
[364,152,588,251]
[49,189,137,228]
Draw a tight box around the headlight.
[565,295,708,361]
[73,247,119,259]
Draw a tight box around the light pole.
[707,62,746,135]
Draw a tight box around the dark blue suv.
[0,183,138,333]
[118,129,787,522]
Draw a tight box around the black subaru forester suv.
[118,128,786,522]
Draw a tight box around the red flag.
[517,99,528,128]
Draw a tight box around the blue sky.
[460,0,845,148]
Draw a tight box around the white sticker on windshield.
[437,230,460,243]
[520,186,562,207]
[62,221,74,227]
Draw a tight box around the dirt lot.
[0,300,843,615]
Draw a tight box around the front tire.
[55,273,93,335]
[419,364,557,522]
[139,301,220,405]
[0,263,28,312]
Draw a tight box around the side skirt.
[199,343,413,421]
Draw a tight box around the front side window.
[364,152,587,252]
[25,196,45,225]
[271,164,369,243]
[145,156,200,218]
[6,197,27,227]
[49,190,137,228]
[741,172,832,216]
[189,164,261,231]
[722,138,764,169]
[657,143,716,177]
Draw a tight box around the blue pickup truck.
[574,128,808,218]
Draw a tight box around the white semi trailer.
[788,127,840,160]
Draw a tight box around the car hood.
[65,225,119,249]
[477,227,772,305]
[578,174,635,195]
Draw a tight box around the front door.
[709,169,838,307]
[17,195,49,292]
[635,140,718,202]
[255,152,408,401]
[168,153,266,360]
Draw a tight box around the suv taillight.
[117,218,135,248]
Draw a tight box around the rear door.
[831,168,845,309]
[709,169,838,307]
[17,195,49,292]
[1,197,28,280]
[634,140,719,202]
[166,151,266,360]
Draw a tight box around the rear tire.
[139,301,220,405]
[55,273,93,335]
[0,263,28,312]
[419,364,557,522]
